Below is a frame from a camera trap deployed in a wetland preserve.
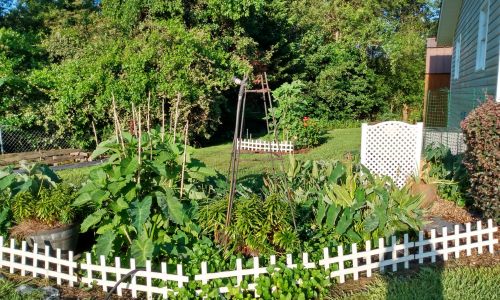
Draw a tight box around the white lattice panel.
[361,122,423,187]
[237,139,294,153]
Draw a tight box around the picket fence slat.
[236,138,294,153]
[0,219,497,299]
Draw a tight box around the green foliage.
[423,143,469,207]
[268,156,423,255]
[460,98,500,220]
[1,0,435,145]
[271,81,325,149]
[199,193,298,256]
[11,185,76,225]
[255,263,330,299]
[74,128,219,265]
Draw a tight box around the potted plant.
[0,161,78,251]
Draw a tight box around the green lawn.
[57,128,361,182]
[332,265,500,300]
[193,127,361,178]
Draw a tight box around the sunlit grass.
[333,265,500,300]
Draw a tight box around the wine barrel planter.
[25,224,78,252]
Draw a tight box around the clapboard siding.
[448,0,499,127]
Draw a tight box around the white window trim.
[475,0,489,71]
[453,35,461,80]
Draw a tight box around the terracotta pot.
[411,182,438,208]
[25,224,78,252]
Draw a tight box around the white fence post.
[0,219,496,298]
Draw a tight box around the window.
[453,35,461,79]
[476,1,489,71]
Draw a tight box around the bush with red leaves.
[460,96,499,220]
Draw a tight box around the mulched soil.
[427,197,479,224]
[9,219,70,239]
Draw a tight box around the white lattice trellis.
[361,121,424,187]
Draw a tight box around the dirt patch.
[427,197,478,224]
[10,219,70,239]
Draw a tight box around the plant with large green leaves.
[73,128,218,265]
[266,156,424,256]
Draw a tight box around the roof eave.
[436,0,463,47]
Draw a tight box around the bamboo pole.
[137,107,142,184]
[179,120,189,199]
[91,120,99,146]
[147,91,153,160]
[112,93,125,152]
[132,103,137,136]
[173,93,181,141]
[161,98,165,142]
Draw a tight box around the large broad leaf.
[130,235,154,267]
[95,230,116,258]
[315,200,327,225]
[0,173,15,191]
[120,156,139,176]
[129,196,152,232]
[108,180,128,196]
[72,193,92,207]
[328,163,345,184]
[335,208,353,235]
[325,204,341,229]
[89,169,107,186]
[91,189,110,206]
[80,209,106,232]
[363,214,379,232]
[156,189,185,225]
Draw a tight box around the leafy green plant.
[461,97,499,220]
[270,81,325,149]
[11,185,76,226]
[199,193,298,257]
[74,128,218,265]
[423,143,469,207]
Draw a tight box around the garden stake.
[173,93,181,142]
[180,120,189,199]
[161,98,165,142]
[138,107,142,185]
[91,120,98,146]
[147,91,153,160]
[112,93,125,152]
[131,103,137,136]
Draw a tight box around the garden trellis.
[0,219,497,299]
[361,121,424,187]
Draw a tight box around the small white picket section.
[237,139,294,153]
[0,236,77,286]
[80,253,189,299]
[0,219,497,300]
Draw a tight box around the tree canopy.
[0,0,438,147]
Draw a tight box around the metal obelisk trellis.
[225,73,294,228]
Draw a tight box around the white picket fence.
[0,219,497,299]
[237,139,294,153]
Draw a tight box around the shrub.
[460,97,499,220]
[271,81,325,149]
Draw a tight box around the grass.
[0,277,44,300]
[55,128,361,182]
[193,127,361,178]
[332,265,500,300]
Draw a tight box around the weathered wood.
[0,148,89,166]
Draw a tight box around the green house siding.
[448,0,499,128]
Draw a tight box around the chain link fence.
[0,125,73,154]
